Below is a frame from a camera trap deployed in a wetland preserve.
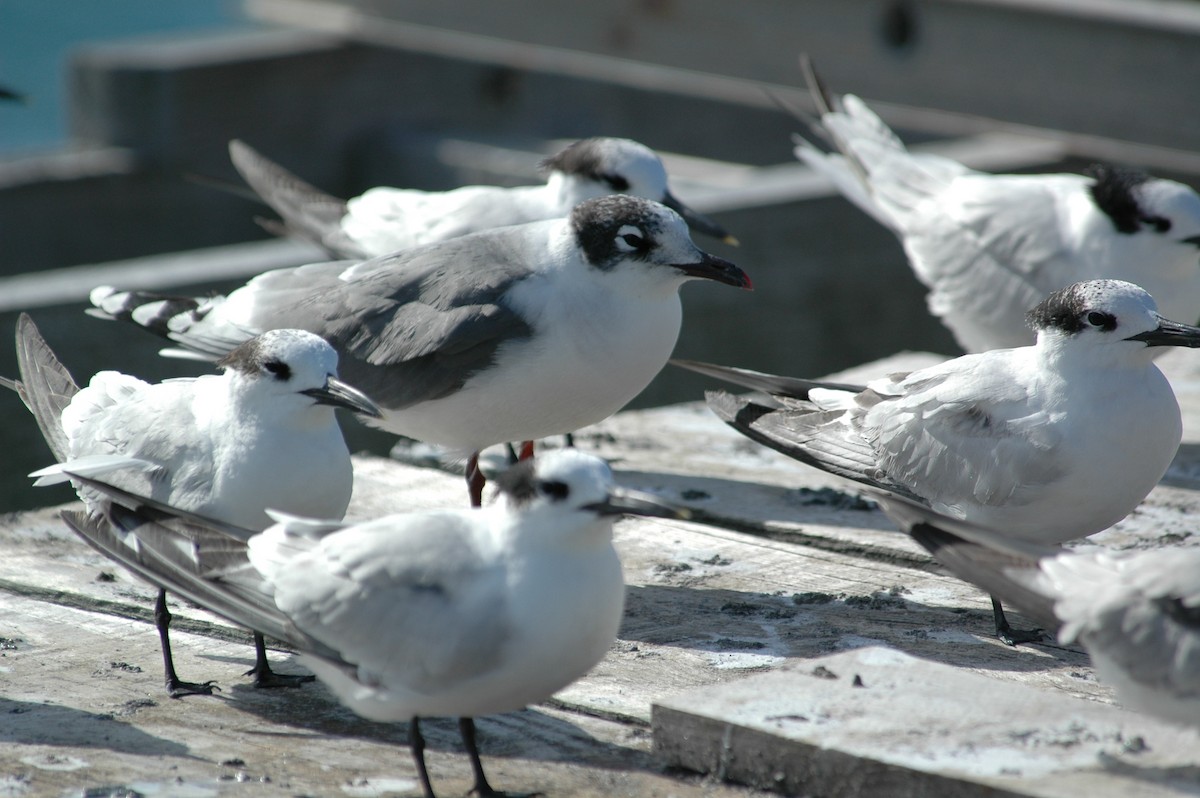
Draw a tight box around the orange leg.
[467,452,486,507]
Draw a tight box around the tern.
[679,280,1200,642]
[3,314,381,696]
[229,136,737,259]
[875,490,1200,730]
[58,449,685,797]
[793,59,1200,352]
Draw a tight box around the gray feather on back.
[906,522,1060,630]
[241,232,538,410]
[270,513,512,693]
[60,504,347,666]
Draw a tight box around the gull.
[793,59,1200,353]
[874,490,1200,730]
[230,136,737,456]
[58,449,686,798]
[2,313,381,696]
[89,194,752,506]
[229,136,737,260]
[679,279,1200,642]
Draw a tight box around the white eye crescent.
[616,224,648,252]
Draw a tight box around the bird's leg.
[460,717,499,797]
[992,597,1045,646]
[410,717,437,798]
[458,717,541,798]
[245,632,316,688]
[517,441,535,461]
[504,443,519,465]
[563,432,575,448]
[467,453,486,508]
[154,589,219,698]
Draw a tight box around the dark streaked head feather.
[1087,164,1159,234]
[217,335,268,376]
[570,195,665,270]
[540,138,620,184]
[493,459,539,507]
[1025,281,1117,335]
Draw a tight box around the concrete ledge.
[248,0,1200,153]
[0,238,324,312]
[653,647,1200,797]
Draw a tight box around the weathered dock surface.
[4,349,1200,797]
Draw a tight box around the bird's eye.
[1086,311,1116,330]
[263,360,292,380]
[538,480,570,501]
[614,224,651,254]
[1141,214,1172,233]
[603,173,630,192]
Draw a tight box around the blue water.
[0,0,249,153]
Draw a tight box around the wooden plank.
[0,461,1099,730]
[4,459,1086,796]
[7,346,1200,793]
[0,238,325,313]
[0,591,764,798]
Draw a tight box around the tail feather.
[868,491,1061,631]
[705,389,921,502]
[792,59,969,234]
[10,313,80,462]
[30,454,158,487]
[228,139,361,258]
[60,507,311,652]
[799,53,837,118]
[792,58,884,225]
[671,358,865,399]
[59,476,348,665]
[66,471,253,543]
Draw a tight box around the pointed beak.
[662,189,738,245]
[1125,315,1200,348]
[583,486,691,520]
[301,376,383,417]
[1181,234,1200,249]
[673,252,752,290]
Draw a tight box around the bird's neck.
[545,172,605,208]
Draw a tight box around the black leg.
[410,717,436,798]
[458,718,542,798]
[245,632,316,688]
[563,432,575,448]
[504,443,519,465]
[993,597,1045,646]
[459,717,499,798]
[154,589,219,698]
